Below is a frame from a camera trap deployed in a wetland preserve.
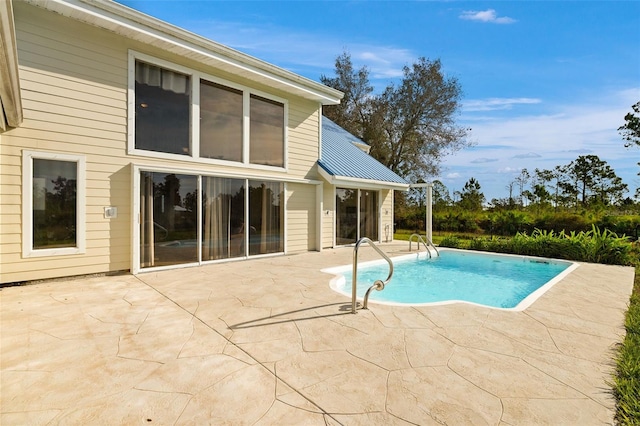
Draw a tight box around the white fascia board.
[318,166,409,191]
[25,0,343,105]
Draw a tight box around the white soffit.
[23,0,343,105]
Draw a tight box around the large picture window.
[23,151,86,257]
[135,61,191,155]
[200,81,243,162]
[130,54,286,169]
[250,95,284,167]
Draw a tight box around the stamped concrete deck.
[1,242,635,425]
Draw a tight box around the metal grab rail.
[409,233,440,257]
[352,237,394,314]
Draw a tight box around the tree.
[457,178,485,211]
[563,155,628,207]
[514,168,530,207]
[320,52,372,138]
[321,52,471,181]
[618,101,640,148]
[431,180,452,210]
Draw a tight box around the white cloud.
[441,87,640,199]
[512,152,542,159]
[188,19,413,84]
[464,98,542,112]
[471,157,499,163]
[446,173,461,179]
[459,9,517,24]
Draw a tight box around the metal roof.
[318,117,408,190]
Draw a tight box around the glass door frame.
[334,187,380,247]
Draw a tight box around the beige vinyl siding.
[321,182,336,248]
[286,183,317,252]
[287,101,320,180]
[1,2,326,283]
[0,4,131,283]
[380,189,395,242]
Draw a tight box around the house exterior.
[0,0,408,284]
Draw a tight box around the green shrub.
[468,238,487,251]
[455,226,635,266]
[439,235,461,248]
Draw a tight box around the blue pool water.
[328,249,575,310]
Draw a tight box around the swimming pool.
[325,249,577,310]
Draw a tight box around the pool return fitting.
[351,237,394,314]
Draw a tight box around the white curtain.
[136,61,190,95]
[140,172,155,267]
[203,177,233,260]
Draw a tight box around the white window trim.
[22,150,86,258]
[127,50,288,171]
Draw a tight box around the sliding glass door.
[140,171,284,269]
[359,190,378,240]
[140,172,198,268]
[336,188,379,245]
[202,177,245,260]
[248,181,284,255]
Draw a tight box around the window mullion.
[243,92,250,164]
[192,75,200,159]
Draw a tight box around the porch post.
[426,182,433,243]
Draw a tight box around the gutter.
[0,0,23,130]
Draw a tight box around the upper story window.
[135,61,191,155]
[250,95,284,167]
[130,53,286,169]
[200,80,243,162]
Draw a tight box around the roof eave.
[23,0,343,105]
[318,165,409,191]
[0,0,23,130]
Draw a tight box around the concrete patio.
[1,242,635,425]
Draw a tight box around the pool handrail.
[409,233,439,257]
[352,237,394,314]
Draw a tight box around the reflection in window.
[135,61,191,155]
[248,181,283,255]
[250,95,284,167]
[360,190,378,241]
[32,159,77,249]
[336,188,379,245]
[140,172,198,268]
[200,81,243,162]
[336,188,357,245]
[202,177,245,260]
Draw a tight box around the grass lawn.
[613,265,640,425]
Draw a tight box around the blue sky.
[118,0,640,201]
